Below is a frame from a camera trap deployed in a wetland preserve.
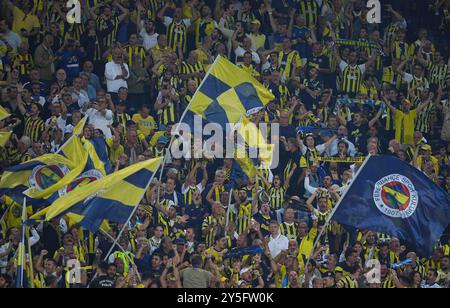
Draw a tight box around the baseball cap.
[157,136,169,145]
[251,19,261,26]
[175,238,186,245]
[262,69,272,76]
[421,144,432,151]
[322,271,335,278]
[402,98,412,106]
[239,268,250,276]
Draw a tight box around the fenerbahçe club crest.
[373,174,419,219]
[29,164,70,191]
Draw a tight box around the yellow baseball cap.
[251,19,261,26]
[421,144,432,151]
[402,99,412,106]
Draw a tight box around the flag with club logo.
[332,155,450,256]
[30,157,163,233]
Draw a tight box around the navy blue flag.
[332,155,450,256]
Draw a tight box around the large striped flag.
[178,55,276,172]
[182,56,274,126]
[30,157,163,233]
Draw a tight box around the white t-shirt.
[140,29,159,51]
[339,60,366,75]
[45,115,67,132]
[422,282,441,288]
[1,30,21,52]
[234,46,261,64]
[104,61,129,93]
[403,73,430,89]
[181,183,204,194]
[163,16,192,29]
[72,90,90,108]
[85,108,113,138]
[268,232,289,258]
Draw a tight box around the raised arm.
[306,190,319,212]
[396,59,409,76]
[88,1,103,20]
[214,0,225,21]
[265,1,278,34]
[365,50,376,68]
[284,163,297,189]
[231,30,240,51]
[136,4,144,32]
[382,96,397,115]
[287,10,295,38]
[369,107,383,127]
[415,52,428,67]
[386,4,404,22]
[434,87,444,111]
[114,0,130,23]
[184,162,199,187]
[200,163,208,188]
[322,135,337,150]
[333,44,343,66]
[157,2,170,22]
[16,89,27,116]
[206,183,217,206]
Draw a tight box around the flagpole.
[156,55,222,206]
[26,224,34,288]
[301,154,372,284]
[98,228,141,282]
[18,197,27,288]
[103,163,162,262]
[225,189,234,228]
[0,202,13,226]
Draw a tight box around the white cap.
[239,268,250,276]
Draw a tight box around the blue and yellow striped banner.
[31,157,163,233]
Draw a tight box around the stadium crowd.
[0,0,450,288]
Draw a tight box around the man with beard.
[437,256,450,287]
[230,189,255,236]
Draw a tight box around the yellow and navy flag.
[0,131,12,147]
[73,116,88,136]
[332,155,450,256]
[31,157,163,233]
[181,55,274,130]
[0,105,10,121]
[23,136,90,202]
[24,135,113,202]
[83,136,114,175]
[0,152,80,209]
[235,116,275,167]
[233,156,257,180]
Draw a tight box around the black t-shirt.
[149,266,164,282]
[347,122,369,152]
[253,212,276,237]
[88,275,115,288]
[307,55,330,73]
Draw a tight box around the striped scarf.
[335,98,385,110]
[334,39,385,56]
